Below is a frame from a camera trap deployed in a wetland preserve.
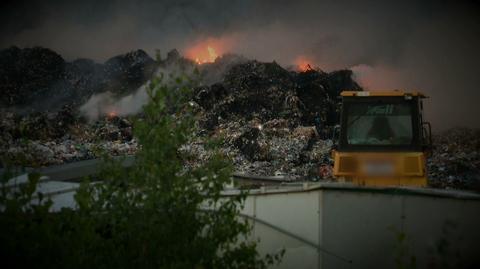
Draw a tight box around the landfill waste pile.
[182,120,335,180]
[0,46,246,113]
[0,109,137,166]
[0,47,158,111]
[428,128,480,191]
[186,60,360,180]
[1,47,479,190]
[0,46,359,178]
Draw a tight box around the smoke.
[2,0,480,130]
[79,60,198,121]
[79,53,247,121]
[79,87,147,120]
[349,9,480,130]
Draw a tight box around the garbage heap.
[0,46,157,111]
[0,109,137,166]
[1,47,478,189]
[428,128,480,191]
[183,60,361,179]
[0,57,360,181]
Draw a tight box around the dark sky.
[1,0,480,130]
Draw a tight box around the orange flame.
[190,45,218,64]
[185,37,234,64]
[107,110,117,118]
[295,56,313,72]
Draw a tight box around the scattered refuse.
[0,112,138,166]
[428,128,480,191]
[0,47,478,191]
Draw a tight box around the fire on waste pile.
[0,47,479,190]
[0,52,358,180]
[184,60,360,179]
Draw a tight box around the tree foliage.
[0,72,282,268]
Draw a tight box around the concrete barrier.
[236,183,480,268]
[5,159,480,268]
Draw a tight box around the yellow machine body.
[332,90,430,187]
[332,151,427,187]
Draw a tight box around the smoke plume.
[1,0,480,130]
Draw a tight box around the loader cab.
[332,91,431,187]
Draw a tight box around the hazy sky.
[1,0,479,130]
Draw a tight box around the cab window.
[346,103,413,146]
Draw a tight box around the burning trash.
[295,56,314,72]
[184,37,231,64]
[191,46,218,64]
[0,46,478,191]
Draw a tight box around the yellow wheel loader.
[332,90,432,187]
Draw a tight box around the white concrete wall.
[12,173,480,269]
[321,190,480,269]
[243,191,321,269]
[241,186,480,269]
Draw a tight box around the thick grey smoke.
[79,52,246,121]
[1,0,480,130]
[79,62,199,121]
[79,87,148,120]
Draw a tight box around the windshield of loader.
[346,102,413,146]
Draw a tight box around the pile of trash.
[1,47,479,190]
[0,46,157,111]
[182,119,334,180]
[194,61,360,130]
[0,110,137,166]
[428,128,480,191]
[183,60,361,179]
[0,46,251,116]
[1,52,357,180]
